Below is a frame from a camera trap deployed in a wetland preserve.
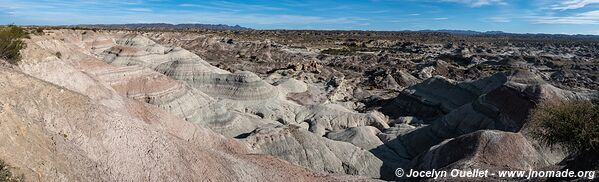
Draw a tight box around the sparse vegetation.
[530,101,599,153]
[0,25,29,65]
[0,160,21,182]
[33,27,44,35]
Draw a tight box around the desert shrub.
[0,25,28,65]
[33,27,44,35]
[472,64,491,71]
[530,101,599,152]
[0,160,21,182]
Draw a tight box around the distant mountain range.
[53,24,599,39]
[69,23,252,30]
[410,29,599,40]
[415,29,507,35]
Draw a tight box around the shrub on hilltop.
[530,101,599,153]
[0,25,29,65]
[0,160,21,182]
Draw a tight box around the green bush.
[0,25,29,65]
[530,101,599,152]
[0,160,20,182]
[33,27,44,35]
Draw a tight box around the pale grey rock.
[242,125,389,179]
[99,35,228,74]
[174,71,280,100]
[377,124,417,143]
[416,66,435,79]
[286,83,328,106]
[296,104,390,136]
[274,78,308,94]
[392,116,422,125]
[87,33,293,137]
[90,34,299,129]
[94,34,283,103]
[409,130,548,173]
[198,104,281,138]
[325,127,413,181]
[334,101,366,111]
[394,69,420,87]
[380,74,401,90]
[91,64,278,138]
[327,76,355,102]
[325,126,383,150]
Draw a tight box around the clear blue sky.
[1,0,598,34]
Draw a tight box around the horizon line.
[5,23,599,36]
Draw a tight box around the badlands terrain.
[0,27,598,181]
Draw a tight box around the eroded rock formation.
[2,28,597,181]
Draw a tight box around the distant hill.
[413,29,599,40]
[416,29,490,35]
[70,23,252,31]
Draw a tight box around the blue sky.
[1,0,599,34]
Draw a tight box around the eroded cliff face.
[2,29,597,181]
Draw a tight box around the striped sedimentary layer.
[296,104,389,136]
[164,70,279,100]
[95,35,279,101]
[91,64,272,137]
[35,30,400,178]
[241,125,388,179]
[96,35,227,74]
[6,30,359,182]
